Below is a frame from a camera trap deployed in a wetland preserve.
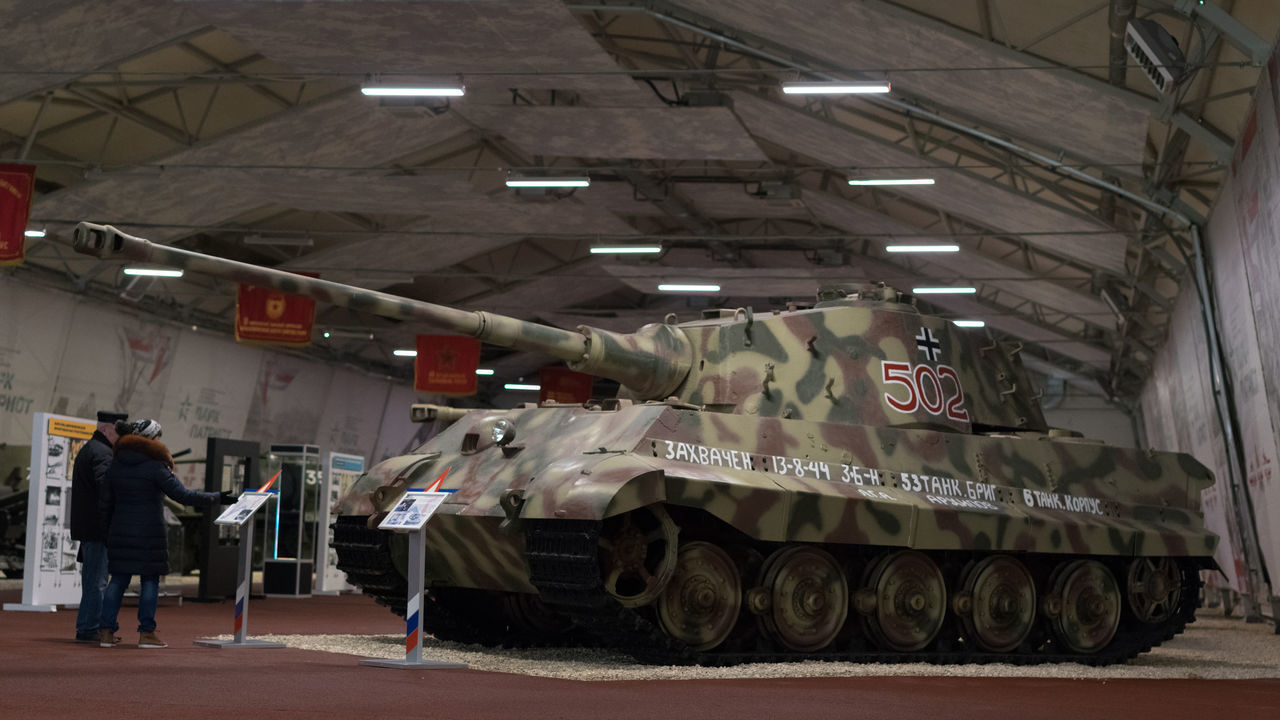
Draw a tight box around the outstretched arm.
[157,469,220,507]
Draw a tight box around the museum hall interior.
[1,2,1278,718]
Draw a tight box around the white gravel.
[245,608,1280,681]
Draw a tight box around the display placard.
[214,491,274,526]
[4,412,95,612]
[377,491,450,532]
[315,452,364,593]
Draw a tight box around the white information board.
[214,491,274,527]
[377,491,450,532]
[314,452,365,594]
[4,412,96,612]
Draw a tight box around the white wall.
[1043,397,1135,448]
[0,276,430,487]
[1138,40,1280,597]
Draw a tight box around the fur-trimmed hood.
[114,433,174,467]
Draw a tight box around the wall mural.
[0,278,426,491]
[1141,42,1280,599]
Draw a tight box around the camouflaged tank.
[73,221,1216,665]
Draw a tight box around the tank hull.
[334,402,1214,663]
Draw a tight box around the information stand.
[194,490,283,650]
[359,489,465,670]
[4,413,95,613]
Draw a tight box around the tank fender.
[518,454,667,521]
[335,452,440,517]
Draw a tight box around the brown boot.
[98,629,120,648]
[138,631,167,648]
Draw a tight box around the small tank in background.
[0,444,31,578]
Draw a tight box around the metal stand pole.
[360,526,465,670]
[195,520,284,649]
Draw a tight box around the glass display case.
[260,444,321,596]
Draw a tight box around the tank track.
[337,514,1200,665]
[525,518,1202,667]
[332,516,493,643]
[331,516,586,648]
[332,516,408,615]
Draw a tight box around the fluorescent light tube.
[505,177,590,188]
[913,286,976,294]
[393,349,418,357]
[658,284,720,292]
[589,245,662,254]
[885,244,959,253]
[24,229,46,238]
[782,81,891,94]
[476,368,495,376]
[361,86,464,97]
[123,267,183,277]
[953,320,986,328]
[504,383,541,391]
[848,178,936,186]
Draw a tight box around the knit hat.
[131,419,163,439]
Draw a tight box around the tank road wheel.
[863,550,946,652]
[657,541,742,651]
[1050,560,1121,654]
[758,545,848,652]
[957,555,1036,652]
[597,504,679,608]
[1126,557,1182,624]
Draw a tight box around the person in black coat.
[70,410,127,643]
[97,419,232,648]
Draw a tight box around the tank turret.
[75,222,1043,433]
[70,221,1214,666]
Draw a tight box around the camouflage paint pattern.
[70,223,1217,600]
[337,401,1215,592]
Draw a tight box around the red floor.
[2,585,1277,719]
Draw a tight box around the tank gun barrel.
[409,403,470,425]
[72,222,692,398]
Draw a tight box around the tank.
[73,221,1216,664]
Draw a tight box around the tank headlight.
[462,415,518,454]
[490,418,516,446]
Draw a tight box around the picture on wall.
[66,438,85,480]
[44,437,67,478]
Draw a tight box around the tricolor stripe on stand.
[405,593,421,653]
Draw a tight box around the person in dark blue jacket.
[70,409,127,643]
[97,419,232,648]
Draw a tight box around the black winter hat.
[97,410,128,424]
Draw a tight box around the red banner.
[414,335,480,396]
[235,275,318,346]
[539,366,594,404]
[0,163,36,266]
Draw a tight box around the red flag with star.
[0,163,36,266]
[414,335,480,396]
